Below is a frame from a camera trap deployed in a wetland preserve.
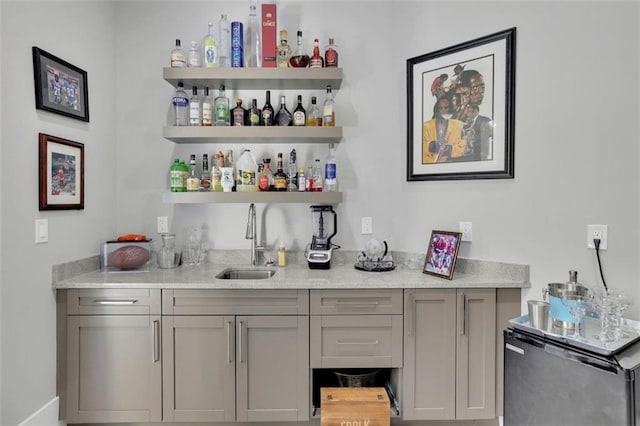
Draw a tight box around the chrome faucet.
[245,203,264,265]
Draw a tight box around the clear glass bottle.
[187,41,202,67]
[200,153,211,191]
[309,38,324,68]
[218,14,231,67]
[180,160,189,190]
[261,90,274,126]
[306,96,322,126]
[231,98,247,126]
[297,167,306,192]
[324,143,338,192]
[292,94,306,126]
[202,87,213,126]
[171,39,186,68]
[172,82,189,126]
[287,149,298,191]
[289,31,310,68]
[189,86,201,126]
[211,152,223,192]
[215,84,230,126]
[324,37,339,67]
[186,154,201,192]
[244,0,262,67]
[277,30,292,68]
[305,163,314,191]
[312,159,323,191]
[273,152,287,191]
[275,95,292,126]
[203,22,218,68]
[322,85,335,127]
[249,98,261,126]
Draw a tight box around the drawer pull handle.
[152,320,160,363]
[334,301,380,307]
[91,299,139,305]
[336,340,380,345]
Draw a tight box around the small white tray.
[509,314,640,356]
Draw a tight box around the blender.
[306,205,338,269]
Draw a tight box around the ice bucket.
[544,282,589,329]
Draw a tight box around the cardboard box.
[261,3,277,67]
[321,387,390,426]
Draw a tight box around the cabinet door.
[66,315,161,423]
[455,289,496,420]
[402,289,457,420]
[236,315,310,422]
[162,315,235,422]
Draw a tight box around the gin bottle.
[215,84,230,126]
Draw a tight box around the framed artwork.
[407,27,516,181]
[32,47,90,122]
[423,230,462,280]
[38,133,84,210]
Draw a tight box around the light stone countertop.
[52,250,530,290]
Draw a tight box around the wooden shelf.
[163,191,343,204]
[162,126,342,144]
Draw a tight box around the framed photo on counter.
[423,230,462,280]
[407,28,516,181]
[39,133,84,210]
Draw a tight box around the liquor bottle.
[218,14,231,68]
[186,154,201,192]
[324,37,339,67]
[289,31,310,68]
[292,95,306,126]
[273,153,287,191]
[215,84,230,126]
[172,82,189,126]
[306,96,322,126]
[309,38,324,68]
[180,160,189,191]
[249,98,261,126]
[277,30,292,68]
[231,21,244,67]
[322,85,335,127]
[231,98,247,126]
[189,87,201,126]
[202,87,213,126]
[170,158,184,192]
[211,153,222,192]
[258,162,268,191]
[324,143,338,192]
[259,158,275,191]
[203,22,218,68]
[312,159,323,191]
[297,167,306,192]
[170,39,186,68]
[187,41,202,67]
[200,153,211,191]
[275,95,292,126]
[305,163,314,191]
[287,149,298,191]
[244,0,262,67]
[261,90,274,126]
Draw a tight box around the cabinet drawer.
[66,289,161,315]
[163,289,309,315]
[310,315,403,368]
[310,289,403,315]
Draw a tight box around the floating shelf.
[162,126,343,144]
[163,191,343,204]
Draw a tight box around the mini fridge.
[504,327,640,426]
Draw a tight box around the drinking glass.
[588,290,615,343]
[608,290,631,340]
[561,294,587,341]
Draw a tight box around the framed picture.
[407,28,516,181]
[423,230,462,280]
[32,47,89,122]
[38,133,84,210]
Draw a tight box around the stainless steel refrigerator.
[504,327,640,426]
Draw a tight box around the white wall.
[0,2,117,425]
[1,0,639,424]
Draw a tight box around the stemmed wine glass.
[561,294,587,341]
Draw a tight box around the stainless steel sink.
[215,267,276,280]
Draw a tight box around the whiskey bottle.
[289,31,310,68]
[277,30,292,68]
[324,37,339,67]
[261,90,274,126]
[170,39,186,68]
[249,98,261,126]
[309,38,324,68]
[202,87,213,126]
[275,95,292,126]
[273,153,287,191]
[292,95,306,126]
[231,98,247,126]
[322,85,335,127]
[306,96,322,126]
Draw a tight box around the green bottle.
[180,160,189,192]
[170,158,184,192]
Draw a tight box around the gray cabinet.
[402,288,496,421]
[64,289,162,424]
[162,289,310,422]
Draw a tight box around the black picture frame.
[39,133,85,210]
[422,230,462,280]
[32,47,89,122]
[407,28,516,181]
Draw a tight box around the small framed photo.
[32,47,89,122]
[423,230,462,280]
[39,133,84,210]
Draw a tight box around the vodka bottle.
[189,87,201,126]
[324,143,338,192]
[172,82,189,126]
[324,37,339,67]
[202,87,213,126]
[186,154,201,192]
[312,159,323,191]
[306,96,322,126]
[244,0,262,67]
[170,39,186,68]
[289,31,309,68]
[218,14,231,67]
[215,84,230,126]
[275,95,292,126]
[187,41,202,67]
[292,95,306,126]
[277,30,292,68]
[309,38,324,68]
[203,22,218,68]
[200,154,211,191]
[322,85,335,127]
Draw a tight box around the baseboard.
[18,396,63,426]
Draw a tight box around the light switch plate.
[157,216,169,234]
[459,221,472,242]
[361,217,373,235]
[35,219,48,244]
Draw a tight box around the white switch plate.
[587,224,608,250]
[157,216,169,234]
[459,221,472,242]
[35,219,48,244]
[361,217,373,235]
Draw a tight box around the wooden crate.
[321,387,390,426]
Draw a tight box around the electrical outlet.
[587,224,608,250]
[157,216,169,234]
[459,221,472,242]
[361,217,373,235]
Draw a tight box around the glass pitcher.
[158,234,179,269]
